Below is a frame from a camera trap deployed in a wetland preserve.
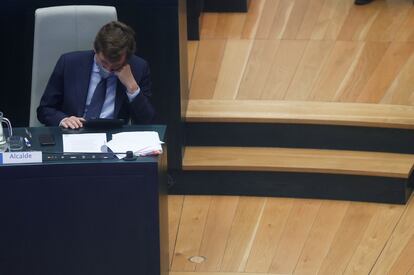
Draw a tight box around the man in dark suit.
[37,21,155,129]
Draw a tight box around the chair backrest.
[30,5,117,126]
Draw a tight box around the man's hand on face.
[60,116,86,129]
[115,64,139,93]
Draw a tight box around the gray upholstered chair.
[30,5,117,126]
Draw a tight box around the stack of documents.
[62,131,163,157]
[63,133,107,153]
[106,131,163,156]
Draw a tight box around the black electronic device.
[38,134,56,146]
[83,118,125,129]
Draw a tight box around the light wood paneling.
[236,40,280,99]
[219,197,265,272]
[381,52,414,105]
[336,41,390,102]
[200,13,219,39]
[282,0,310,39]
[285,40,334,100]
[171,196,212,271]
[189,40,226,99]
[241,0,266,39]
[338,2,380,41]
[244,198,294,272]
[356,42,414,103]
[261,40,307,100]
[196,196,239,272]
[183,146,414,178]
[343,203,405,274]
[307,41,363,101]
[317,202,378,274]
[186,100,414,129]
[254,0,281,39]
[388,234,414,275]
[213,40,253,100]
[294,200,349,275]
[268,200,321,274]
[213,13,246,39]
[396,7,414,42]
[268,0,294,40]
[187,41,199,87]
[370,197,414,274]
[296,0,326,39]
[169,195,185,267]
[365,0,411,42]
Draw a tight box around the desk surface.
[10,125,166,165]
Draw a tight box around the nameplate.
[0,151,42,164]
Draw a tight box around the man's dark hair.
[94,21,136,62]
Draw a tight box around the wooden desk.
[0,125,168,275]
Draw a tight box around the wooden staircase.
[170,100,414,204]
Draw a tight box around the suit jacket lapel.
[76,51,95,117]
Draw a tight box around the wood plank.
[296,0,326,39]
[366,0,411,42]
[241,0,266,39]
[189,39,226,100]
[336,42,390,102]
[388,234,414,275]
[183,146,414,178]
[323,0,353,40]
[268,199,321,274]
[213,40,253,100]
[294,200,349,275]
[261,40,308,100]
[356,42,414,103]
[282,0,310,39]
[244,198,294,272]
[213,13,246,39]
[381,51,414,105]
[343,203,405,275]
[268,0,295,40]
[308,41,363,101]
[311,0,352,40]
[188,41,199,87]
[186,99,414,129]
[169,195,185,268]
[285,40,334,100]
[171,196,212,271]
[337,2,381,41]
[370,197,414,274]
[317,202,378,275]
[255,0,281,39]
[219,197,265,272]
[195,196,239,272]
[236,39,280,99]
[200,13,219,39]
[395,7,414,42]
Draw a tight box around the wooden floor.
[168,194,414,274]
[188,0,414,104]
[169,0,414,274]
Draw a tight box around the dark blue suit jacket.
[37,50,155,126]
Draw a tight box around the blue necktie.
[85,77,107,119]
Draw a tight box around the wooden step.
[186,100,414,129]
[183,146,414,178]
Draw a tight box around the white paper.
[62,133,107,153]
[106,131,163,157]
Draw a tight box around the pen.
[24,137,32,148]
[25,128,32,139]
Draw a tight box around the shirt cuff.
[126,87,141,102]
